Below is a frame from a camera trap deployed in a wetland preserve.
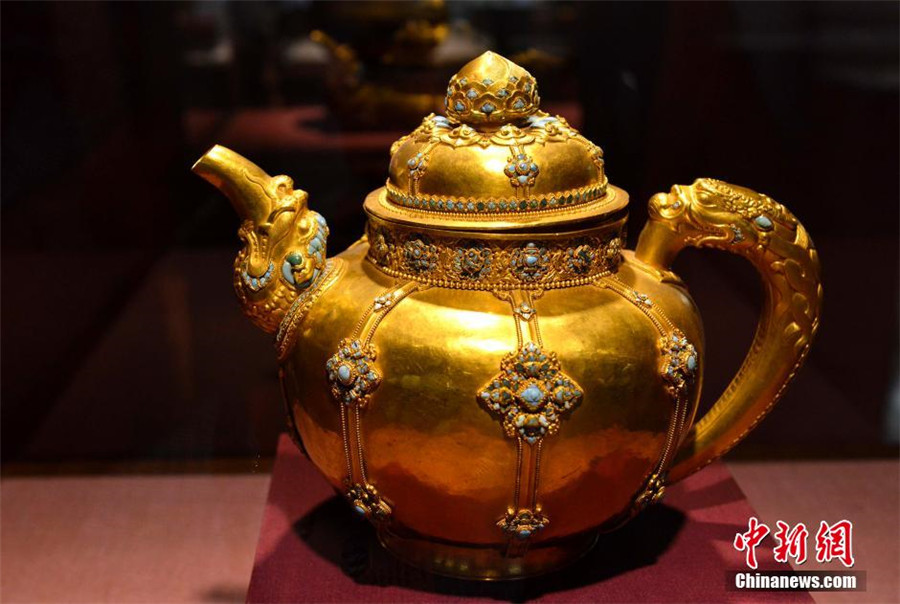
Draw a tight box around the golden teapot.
[193,52,822,579]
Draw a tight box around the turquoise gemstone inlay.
[478,342,582,446]
[326,338,381,409]
[660,329,699,399]
[282,261,295,285]
[754,215,774,230]
[337,364,353,385]
[521,385,545,410]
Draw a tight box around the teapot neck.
[364,207,627,291]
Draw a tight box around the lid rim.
[363,186,629,233]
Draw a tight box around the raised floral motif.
[326,339,381,408]
[370,232,390,265]
[365,222,624,289]
[659,330,699,399]
[443,54,540,126]
[565,243,595,275]
[402,238,437,274]
[633,290,653,308]
[505,152,539,188]
[403,110,583,152]
[345,482,392,521]
[604,236,623,265]
[477,342,583,445]
[498,507,549,540]
[514,302,536,321]
[452,242,493,280]
[407,150,429,182]
[511,243,550,282]
[373,294,394,311]
[634,472,667,511]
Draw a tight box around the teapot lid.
[364,51,628,232]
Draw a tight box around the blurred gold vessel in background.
[193,52,822,579]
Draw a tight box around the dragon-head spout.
[193,145,330,333]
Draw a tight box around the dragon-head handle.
[193,145,329,333]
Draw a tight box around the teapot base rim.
[377,526,598,581]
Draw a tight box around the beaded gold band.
[385,178,609,215]
[365,217,626,290]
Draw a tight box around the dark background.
[2,1,898,470]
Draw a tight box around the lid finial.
[444,51,540,127]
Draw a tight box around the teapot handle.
[635,179,822,483]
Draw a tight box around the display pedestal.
[247,435,812,603]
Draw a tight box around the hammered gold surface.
[279,242,703,546]
[194,52,821,579]
[387,118,605,211]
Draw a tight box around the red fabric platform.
[247,435,813,603]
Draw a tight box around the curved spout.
[192,145,332,334]
[192,145,275,224]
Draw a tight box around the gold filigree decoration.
[633,472,667,512]
[399,112,582,151]
[593,276,696,518]
[346,482,392,521]
[275,259,346,360]
[477,342,583,445]
[329,283,420,527]
[326,339,382,409]
[366,220,624,290]
[659,330,699,400]
[444,51,539,126]
[498,507,549,540]
[385,177,608,215]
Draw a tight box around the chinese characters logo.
[734,517,854,569]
